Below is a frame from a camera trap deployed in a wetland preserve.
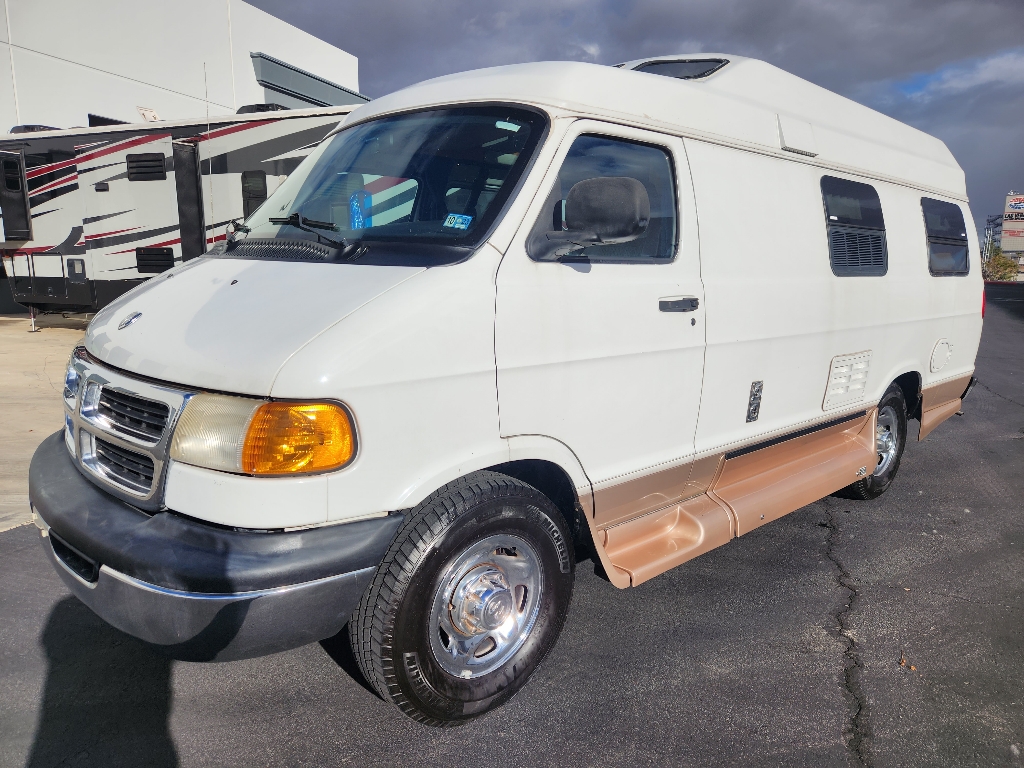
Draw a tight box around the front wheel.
[836,383,908,500]
[349,471,575,725]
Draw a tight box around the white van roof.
[344,57,965,199]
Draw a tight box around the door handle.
[659,297,699,312]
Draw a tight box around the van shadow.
[27,596,178,768]
[319,626,379,697]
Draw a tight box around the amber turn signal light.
[242,402,354,475]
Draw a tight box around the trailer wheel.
[836,383,908,500]
[348,471,575,726]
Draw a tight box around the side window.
[921,198,969,276]
[821,176,887,276]
[241,170,268,219]
[531,134,676,262]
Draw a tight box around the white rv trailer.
[32,56,981,725]
[0,105,358,312]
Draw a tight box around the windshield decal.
[443,214,473,230]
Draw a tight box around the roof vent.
[236,103,290,114]
[9,124,58,134]
[630,59,728,80]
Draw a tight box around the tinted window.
[921,197,969,276]
[821,176,885,230]
[821,176,887,277]
[534,135,676,262]
[633,59,728,80]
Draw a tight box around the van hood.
[86,257,424,395]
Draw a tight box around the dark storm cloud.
[251,0,1024,228]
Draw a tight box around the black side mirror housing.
[528,176,650,261]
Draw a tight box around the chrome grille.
[98,387,170,441]
[93,436,155,493]
[65,349,192,510]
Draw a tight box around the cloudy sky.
[252,0,1024,233]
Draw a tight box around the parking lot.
[1,287,1022,768]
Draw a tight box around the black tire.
[835,383,908,500]
[348,471,575,726]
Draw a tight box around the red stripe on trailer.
[110,236,182,254]
[85,227,139,240]
[198,120,274,141]
[29,173,79,195]
[3,245,59,255]
[363,176,409,195]
[27,133,172,179]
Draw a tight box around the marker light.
[243,402,354,475]
[170,394,354,476]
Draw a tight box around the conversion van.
[0,104,361,314]
[29,55,982,725]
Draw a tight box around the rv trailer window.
[126,153,167,182]
[820,176,887,277]
[921,198,969,276]
[532,134,676,263]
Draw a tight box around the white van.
[30,55,982,725]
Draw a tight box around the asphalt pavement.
[2,287,1023,768]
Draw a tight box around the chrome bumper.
[30,430,403,662]
[36,516,373,662]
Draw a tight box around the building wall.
[0,0,358,130]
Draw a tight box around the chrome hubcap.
[874,404,899,476]
[429,533,543,679]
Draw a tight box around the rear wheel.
[836,383,908,500]
[349,471,575,726]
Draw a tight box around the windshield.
[245,106,546,248]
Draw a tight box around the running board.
[592,410,878,587]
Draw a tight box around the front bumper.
[30,431,403,661]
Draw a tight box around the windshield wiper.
[269,212,349,250]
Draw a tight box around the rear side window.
[821,176,887,276]
[921,198,969,276]
[537,135,676,262]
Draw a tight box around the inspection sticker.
[443,214,473,230]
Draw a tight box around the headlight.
[170,393,355,476]
[63,347,86,405]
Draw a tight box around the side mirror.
[528,176,650,261]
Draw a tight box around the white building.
[0,0,364,132]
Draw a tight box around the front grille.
[94,436,155,493]
[98,387,169,440]
[828,226,887,276]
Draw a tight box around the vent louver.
[828,226,887,277]
[136,247,175,274]
[226,238,336,262]
[126,153,167,181]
